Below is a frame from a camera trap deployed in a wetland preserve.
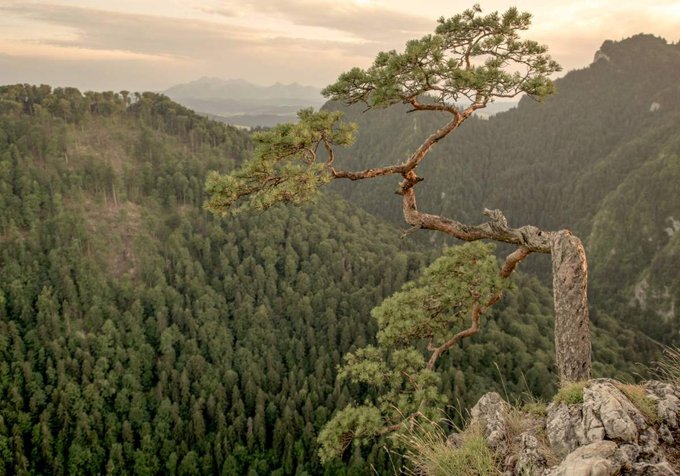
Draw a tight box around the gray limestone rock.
[630,462,678,475]
[545,441,619,476]
[583,380,647,444]
[612,443,639,473]
[658,424,674,445]
[470,392,510,451]
[516,432,549,476]
[646,381,680,430]
[546,402,586,458]
[466,381,680,476]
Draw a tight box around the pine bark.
[550,231,592,383]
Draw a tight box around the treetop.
[205,5,561,217]
[322,4,561,112]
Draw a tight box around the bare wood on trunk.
[550,231,592,382]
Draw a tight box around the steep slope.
[588,128,680,340]
[0,85,656,475]
[325,34,680,344]
[0,86,428,475]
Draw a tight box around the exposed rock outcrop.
[463,379,680,475]
[469,392,511,451]
[547,441,618,476]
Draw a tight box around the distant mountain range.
[163,77,519,127]
[163,77,326,128]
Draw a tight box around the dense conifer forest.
[0,34,678,475]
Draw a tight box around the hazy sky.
[1,0,679,92]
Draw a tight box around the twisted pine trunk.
[400,181,592,383]
[551,231,592,383]
[325,100,593,383]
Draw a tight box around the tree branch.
[426,291,502,370]
[408,98,459,114]
[500,246,532,278]
[404,115,463,173]
[322,138,335,167]
[327,112,465,182]
[400,182,552,253]
[330,164,406,180]
[378,411,425,435]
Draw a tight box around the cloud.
[531,5,680,71]
[204,0,435,43]
[0,2,388,62]
[2,0,677,91]
[0,52,185,91]
[0,2,258,58]
[0,38,175,62]
[0,2,388,90]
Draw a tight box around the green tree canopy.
[317,242,509,462]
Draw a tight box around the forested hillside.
[326,34,680,345]
[0,86,426,475]
[0,85,635,475]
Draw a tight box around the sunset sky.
[1,0,679,92]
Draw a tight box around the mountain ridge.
[163,77,325,128]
